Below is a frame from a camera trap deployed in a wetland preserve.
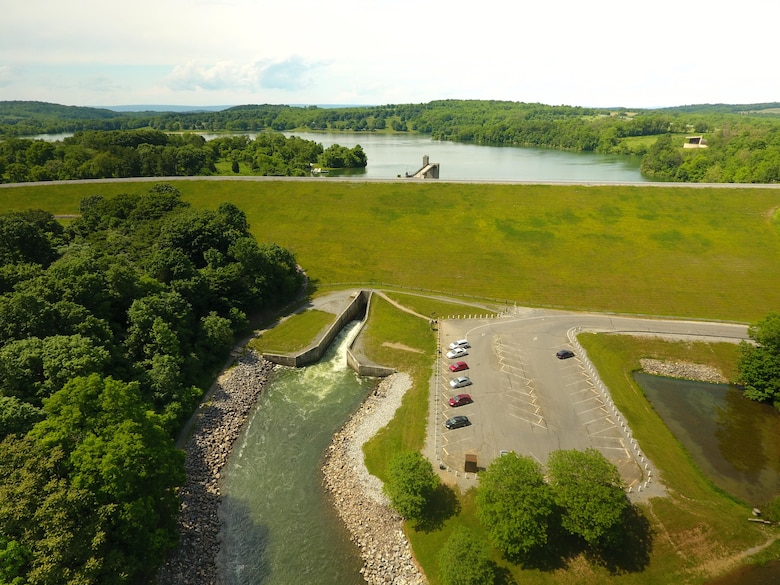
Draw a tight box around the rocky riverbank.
[322,372,428,585]
[158,350,427,585]
[157,350,275,585]
[640,358,728,383]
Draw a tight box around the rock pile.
[322,373,427,585]
[157,350,275,585]
[640,358,727,383]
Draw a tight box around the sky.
[1,0,777,110]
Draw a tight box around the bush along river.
[216,322,375,585]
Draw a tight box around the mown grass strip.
[248,309,333,354]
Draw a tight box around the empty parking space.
[435,317,642,486]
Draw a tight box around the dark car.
[556,349,575,359]
[448,393,473,407]
[444,415,470,429]
[449,361,469,372]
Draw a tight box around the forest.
[0,184,303,584]
[2,99,780,183]
[0,128,367,182]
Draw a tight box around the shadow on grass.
[414,483,461,532]
[590,503,654,574]
[495,503,653,575]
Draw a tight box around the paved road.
[3,176,780,189]
[427,307,748,494]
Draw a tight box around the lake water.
[31,130,650,182]
[202,131,651,182]
[634,372,780,505]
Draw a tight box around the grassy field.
[2,179,779,322]
[3,178,779,582]
[247,308,334,354]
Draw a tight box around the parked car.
[449,376,472,389]
[556,349,575,359]
[448,339,471,350]
[446,347,468,359]
[444,415,470,429]
[448,393,473,407]
[449,361,469,372]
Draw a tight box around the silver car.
[448,339,471,350]
[449,376,473,389]
[446,347,468,359]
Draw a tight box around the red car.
[449,361,469,372]
[449,393,473,407]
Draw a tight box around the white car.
[449,376,472,389]
[448,339,471,350]
[446,347,468,359]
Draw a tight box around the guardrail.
[567,326,656,494]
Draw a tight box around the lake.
[32,130,650,182]
[206,131,651,183]
[634,372,780,505]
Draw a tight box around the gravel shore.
[322,372,427,585]
[157,350,275,585]
[640,359,728,383]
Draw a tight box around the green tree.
[0,334,110,404]
[737,312,780,409]
[0,396,44,440]
[0,436,104,585]
[0,532,29,585]
[437,526,495,585]
[383,451,440,522]
[0,214,58,267]
[475,452,554,560]
[547,448,628,547]
[28,374,185,583]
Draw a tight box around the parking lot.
[427,308,749,492]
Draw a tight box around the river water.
[216,322,373,585]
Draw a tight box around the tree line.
[2,99,780,183]
[385,448,649,585]
[0,129,367,183]
[0,184,303,584]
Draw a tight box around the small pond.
[634,372,780,506]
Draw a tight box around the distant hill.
[0,100,120,119]
[656,102,780,115]
[101,105,232,113]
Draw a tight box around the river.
[216,322,373,585]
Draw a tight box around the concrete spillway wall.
[263,290,395,377]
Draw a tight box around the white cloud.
[0,0,778,107]
[164,57,324,94]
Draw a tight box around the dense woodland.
[0,129,367,182]
[1,99,780,183]
[0,185,302,584]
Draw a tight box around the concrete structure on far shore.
[405,154,439,179]
[683,136,708,148]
